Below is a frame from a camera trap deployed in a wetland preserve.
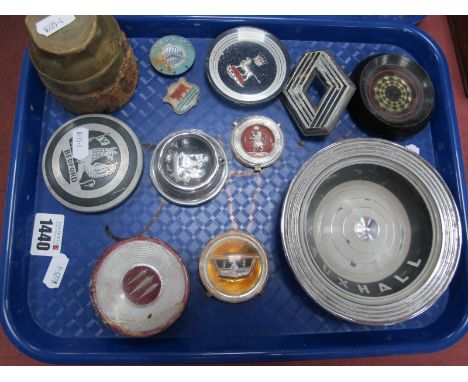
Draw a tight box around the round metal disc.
[90,236,189,337]
[206,27,290,105]
[150,35,195,76]
[349,54,435,138]
[199,231,269,303]
[231,115,284,171]
[150,129,228,206]
[42,114,143,213]
[281,138,461,325]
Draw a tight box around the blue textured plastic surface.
[1,16,467,364]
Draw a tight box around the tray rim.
[1,15,467,364]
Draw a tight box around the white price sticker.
[405,144,421,155]
[72,127,89,160]
[30,213,65,257]
[43,253,69,289]
[35,15,76,37]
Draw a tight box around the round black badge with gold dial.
[349,54,435,138]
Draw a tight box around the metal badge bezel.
[206,27,291,105]
[42,114,143,213]
[90,236,189,337]
[231,115,284,171]
[199,231,269,303]
[150,129,228,206]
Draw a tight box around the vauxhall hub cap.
[281,138,461,325]
[42,114,143,213]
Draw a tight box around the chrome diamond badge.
[282,51,355,136]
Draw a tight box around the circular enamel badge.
[231,115,284,171]
[281,139,461,325]
[199,231,269,303]
[90,237,189,337]
[206,27,290,105]
[150,35,195,76]
[42,114,143,213]
[150,129,228,206]
[349,54,435,138]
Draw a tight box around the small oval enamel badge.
[163,77,200,115]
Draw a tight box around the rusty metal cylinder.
[25,15,138,114]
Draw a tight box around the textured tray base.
[28,36,445,339]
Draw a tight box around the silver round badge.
[90,236,189,337]
[231,115,284,171]
[206,27,290,105]
[281,138,461,325]
[150,129,229,206]
[42,114,143,213]
[199,231,269,303]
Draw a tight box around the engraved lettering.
[357,284,371,294]
[379,283,392,293]
[338,277,349,289]
[63,148,78,183]
[407,259,422,268]
[394,274,409,283]
[322,264,331,275]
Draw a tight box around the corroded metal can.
[25,16,138,114]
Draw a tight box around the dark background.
[0,15,467,365]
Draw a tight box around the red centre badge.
[240,124,275,156]
[122,265,162,305]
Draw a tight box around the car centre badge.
[150,35,195,76]
[231,115,284,171]
[199,231,269,303]
[206,27,290,105]
[163,77,200,114]
[90,236,189,337]
[150,129,228,206]
[42,114,143,213]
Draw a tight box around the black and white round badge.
[42,114,143,213]
[231,115,284,171]
[349,54,435,138]
[206,27,291,105]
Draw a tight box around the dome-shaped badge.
[150,129,228,206]
[90,237,189,337]
[231,115,284,171]
[206,27,290,105]
[199,231,269,303]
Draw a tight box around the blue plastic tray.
[1,16,467,364]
